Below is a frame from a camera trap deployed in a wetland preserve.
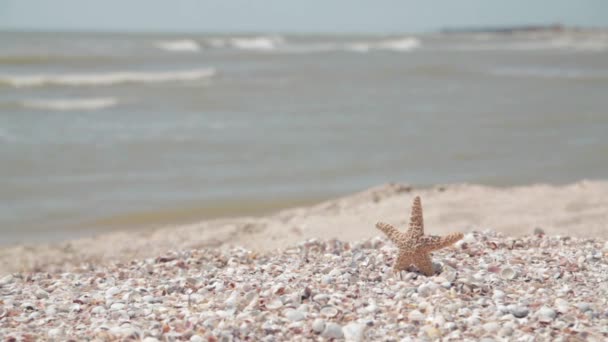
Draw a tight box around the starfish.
[376,196,463,276]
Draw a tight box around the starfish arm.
[412,252,435,276]
[376,222,405,246]
[406,196,424,238]
[420,233,464,252]
[393,250,414,272]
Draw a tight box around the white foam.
[155,39,201,52]
[346,37,421,53]
[376,38,421,51]
[230,36,283,51]
[0,68,216,88]
[22,97,118,111]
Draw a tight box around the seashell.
[320,306,339,318]
[500,267,517,280]
[487,265,501,273]
[265,298,283,310]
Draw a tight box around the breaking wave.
[229,36,284,51]
[346,37,421,53]
[22,97,119,111]
[204,36,284,51]
[0,68,216,88]
[155,39,201,52]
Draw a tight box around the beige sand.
[1,180,607,274]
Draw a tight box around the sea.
[1,30,608,245]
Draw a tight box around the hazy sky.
[1,0,607,33]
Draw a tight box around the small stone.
[492,290,505,301]
[421,325,441,339]
[48,328,63,338]
[408,310,425,322]
[462,233,476,244]
[312,319,326,333]
[45,305,57,315]
[105,287,120,298]
[35,288,49,299]
[537,307,556,322]
[143,338,160,342]
[0,274,14,285]
[267,298,283,310]
[283,309,305,322]
[483,322,500,333]
[321,323,344,339]
[498,326,514,337]
[189,336,204,342]
[577,303,592,312]
[417,283,437,297]
[509,305,529,318]
[554,298,569,313]
[143,295,154,303]
[343,322,366,341]
[110,303,126,311]
[91,306,106,314]
[321,275,333,284]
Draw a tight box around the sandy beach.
[1,180,607,274]
[1,181,608,340]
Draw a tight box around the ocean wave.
[229,36,284,51]
[346,37,421,53]
[22,97,119,111]
[0,68,216,88]
[155,39,201,52]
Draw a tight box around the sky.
[1,0,607,33]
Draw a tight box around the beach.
[2,29,608,340]
[1,181,608,340]
[2,181,608,274]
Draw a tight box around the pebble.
[105,286,120,298]
[110,303,126,311]
[483,322,500,333]
[0,274,14,285]
[343,322,366,341]
[312,318,326,333]
[91,306,106,314]
[48,328,62,338]
[283,309,305,322]
[554,298,569,313]
[266,298,283,310]
[35,288,49,299]
[537,307,556,322]
[408,310,425,322]
[421,325,441,339]
[577,302,592,312]
[509,305,529,318]
[321,323,344,339]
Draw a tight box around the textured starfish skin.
[376,196,463,276]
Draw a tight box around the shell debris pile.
[1,230,607,341]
